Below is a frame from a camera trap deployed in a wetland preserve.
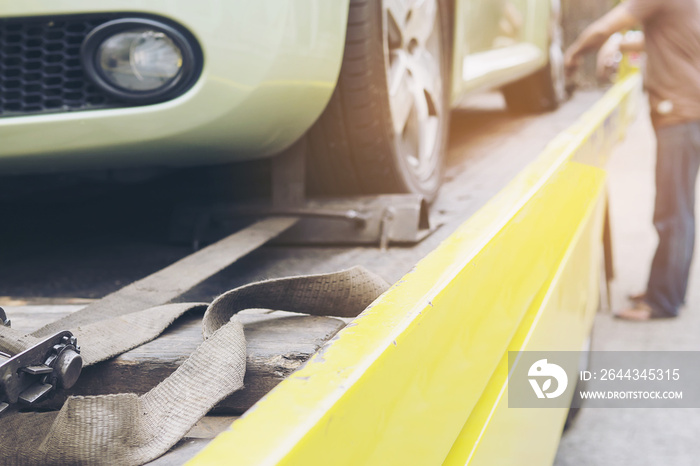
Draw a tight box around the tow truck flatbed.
[0,75,641,465]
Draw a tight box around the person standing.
[565,0,700,320]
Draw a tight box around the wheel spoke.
[407,46,441,116]
[407,47,442,165]
[388,50,414,135]
[384,0,411,47]
[403,0,437,49]
[385,0,437,49]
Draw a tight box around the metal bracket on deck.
[275,194,435,248]
[171,139,442,250]
[173,194,438,250]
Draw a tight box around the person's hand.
[564,47,582,77]
[596,33,623,80]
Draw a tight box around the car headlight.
[82,18,201,102]
[97,29,183,92]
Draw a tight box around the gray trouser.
[645,120,700,317]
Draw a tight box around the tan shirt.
[625,0,700,127]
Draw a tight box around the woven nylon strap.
[0,266,389,465]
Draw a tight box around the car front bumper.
[0,1,349,173]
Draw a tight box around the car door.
[451,0,551,104]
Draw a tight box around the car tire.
[502,0,567,113]
[306,0,452,202]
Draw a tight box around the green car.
[0,0,564,200]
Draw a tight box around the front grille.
[0,15,124,117]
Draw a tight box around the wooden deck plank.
[5,305,348,414]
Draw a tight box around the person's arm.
[565,4,640,73]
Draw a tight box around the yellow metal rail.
[191,74,642,466]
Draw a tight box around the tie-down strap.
[0,266,389,465]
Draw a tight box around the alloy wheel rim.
[383,0,444,184]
